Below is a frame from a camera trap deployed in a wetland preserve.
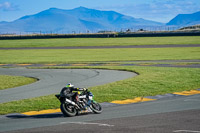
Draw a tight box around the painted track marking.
[60,122,114,127]
[22,109,61,115]
[173,90,200,96]
[173,130,200,133]
[111,97,156,104]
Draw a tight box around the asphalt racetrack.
[0,67,200,132]
[1,94,200,133]
[0,68,136,103]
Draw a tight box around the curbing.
[20,89,200,116]
[111,97,156,104]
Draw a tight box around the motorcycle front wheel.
[90,101,102,114]
[60,103,77,117]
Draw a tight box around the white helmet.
[66,83,74,88]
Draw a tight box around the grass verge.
[0,75,37,90]
[0,36,199,48]
[0,66,199,115]
[0,47,199,64]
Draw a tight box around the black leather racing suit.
[60,87,85,102]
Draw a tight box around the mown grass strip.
[0,75,37,90]
[0,66,199,115]
[0,36,199,48]
[0,47,199,64]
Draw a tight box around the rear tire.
[90,102,102,114]
[60,103,77,117]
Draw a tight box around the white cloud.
[0,2,19,11]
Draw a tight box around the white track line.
[60,122,114,127]
[173,130,200,133]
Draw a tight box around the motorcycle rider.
[60,83,86,97]
[56,83,102,116]
[60,83,88,107]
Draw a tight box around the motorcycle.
[55,89,102,117]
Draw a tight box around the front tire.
[90,102,102,114]
[60,103,77,117]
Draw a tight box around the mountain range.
[0,7,163,34]
[167,11,200,26]
[0,7,199,34]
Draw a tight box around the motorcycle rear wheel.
[60,103,77,117]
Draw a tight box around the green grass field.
[0,36,200,114]
[0,47,199,64]
[0,75,37,90]
[0,36,199,48]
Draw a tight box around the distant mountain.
[0,7,163,34]
[167,11,200,26]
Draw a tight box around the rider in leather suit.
[60,83,86,102]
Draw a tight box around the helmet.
[66,83,74,88]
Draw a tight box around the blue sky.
[0,0,200,23]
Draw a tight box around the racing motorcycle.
[55,89,102,117]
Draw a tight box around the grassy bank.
[0,66,199,114]
[90,66,200,102]
[0,36,199,48]
[0,47,199,64]
[0,75,37,90]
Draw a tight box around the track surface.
[1,59,200,68]
[1,94,200,132]
[0,68,136,103]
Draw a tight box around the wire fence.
[0,26,184,36]
[0,30,200,40]
[0,25,200,40]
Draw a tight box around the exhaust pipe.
[65,98,80,109]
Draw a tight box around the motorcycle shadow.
[6,112,92,119]
[6,113,64,119]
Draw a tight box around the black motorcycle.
[55,89,102,117]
